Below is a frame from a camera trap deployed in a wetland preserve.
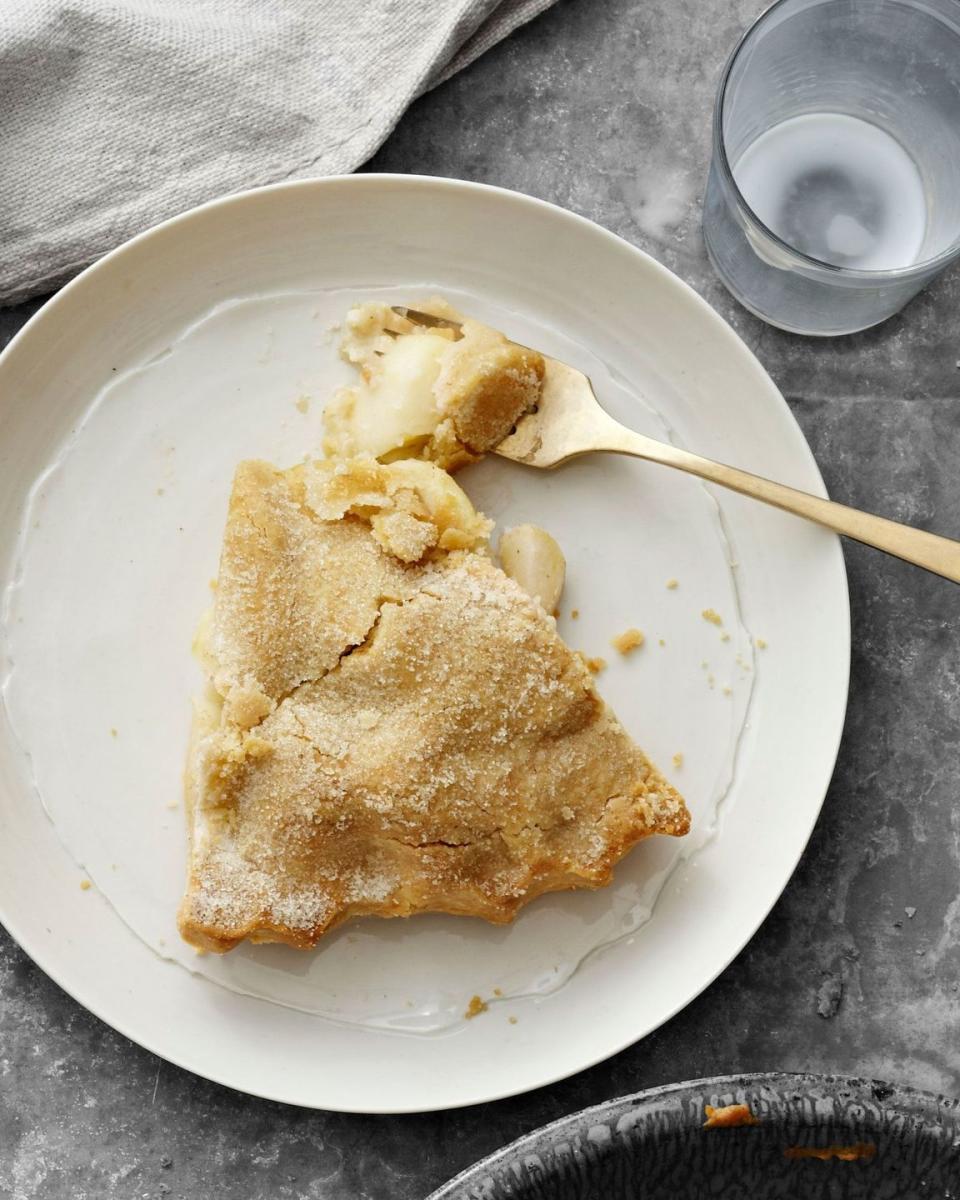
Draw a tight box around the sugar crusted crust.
[178,460,688,952]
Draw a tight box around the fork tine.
[391,305,464,333]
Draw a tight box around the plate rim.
[0,172,850,1112]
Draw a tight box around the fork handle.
[609,431,960,583]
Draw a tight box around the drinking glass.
[703,0,960,335]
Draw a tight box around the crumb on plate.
[784,1143,875,1162]
[702,608,723,626]
[704,1103,760,1129]
[612,628,644,655]
[464,995,488,1019]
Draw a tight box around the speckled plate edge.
[430,1072,960,1198]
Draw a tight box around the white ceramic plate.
[0,175,848,1112]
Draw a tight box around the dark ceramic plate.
[429,1073,960,1199]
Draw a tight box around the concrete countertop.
[2,1,959,1195]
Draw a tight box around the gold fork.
[394,306,960,584]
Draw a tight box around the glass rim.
[713,0,960,280]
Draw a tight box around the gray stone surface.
[3,0,960,1196]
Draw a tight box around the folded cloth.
[0,0,555,305]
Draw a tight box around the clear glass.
[702,0,960,335]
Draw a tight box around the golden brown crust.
[178,459,688,952]
[206,460,410,727]
[433,320,544,459]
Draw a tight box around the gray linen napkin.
[0,0,555,306]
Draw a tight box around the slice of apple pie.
[178,457,688,952]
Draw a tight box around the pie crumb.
[464,995,488,1019]
[571,609,580,620]
[783,1143,875,1162]
[79,879,91,891]
[672,752,683,769]
[508,1016,518,1025]
[583,655,607,674]
[702,608,723,626]
[756,637,768,649]
[720,632,730,642]
[722,686,732,696]
[666,579,678,590]
[704,1103,760,1129]
[109,727,118,738]
[295,396,310,414]
[658,638,665,647]
[612,628,644,655]
[493,987,503,997]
